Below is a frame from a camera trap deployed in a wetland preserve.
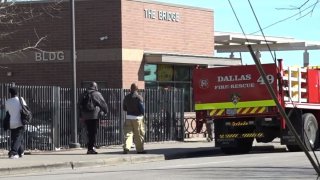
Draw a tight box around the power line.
[247,0,276,64]
[227,0,249,44]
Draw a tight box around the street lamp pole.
[69,0,80,148]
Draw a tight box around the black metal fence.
[0,83,184,151]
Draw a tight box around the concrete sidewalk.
[0,138,287,176]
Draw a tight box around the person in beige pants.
[122,83,146,154]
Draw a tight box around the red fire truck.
[193,60,320,154]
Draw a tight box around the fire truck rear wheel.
[303,113,319,150]
[286,113,319,152]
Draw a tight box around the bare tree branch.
[250,0,319,34]
[0,0,62,59]
[276,0,319,18]
[1,28,47,56]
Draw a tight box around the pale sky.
[155,0,320,67]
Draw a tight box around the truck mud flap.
[282,130,299,145]
[281,108,303,145]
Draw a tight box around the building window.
[144,64,157,81]
[144,64,194,112]
[174,66,190,81]
[157,64,173,81]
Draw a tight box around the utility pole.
[69,0,80,149]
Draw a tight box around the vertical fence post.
[52,86,60,149]
[119,89,125,144]
[179,89,185,141]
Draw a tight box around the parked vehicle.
[0,129,10,148]
[193,60,320,154]
[25,124,52,150]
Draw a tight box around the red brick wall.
[77,60,123,88]
[1,63,73,87]
[122,60,145,89]
[0,60,122,87]
[0,0,124,88]
[0,0,122,51]
[122,0,214,55]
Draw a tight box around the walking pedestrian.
[122,83,146,154]
[195,111,214,142]
[79,82,109,154]
[206,118,214,142]
[5,87,26,159]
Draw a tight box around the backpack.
[80,91,96,112]
[19,96,32,125]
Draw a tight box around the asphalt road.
[1,149,319,180]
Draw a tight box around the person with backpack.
[5,87,27,159]
[79,82,108,154]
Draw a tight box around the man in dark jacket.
[79,82,108,154]
[122,83,146,154]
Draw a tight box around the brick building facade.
[0,0,221,89]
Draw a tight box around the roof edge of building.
[128,0,213,12]
[144,51,241,66]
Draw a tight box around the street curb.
[0,155,165,176]
[70,155,165,169]
[0,162,71,176]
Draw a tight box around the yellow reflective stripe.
[195,100,275,110]
[220,133,264,139]
[250,107,258,114]
[242,108,250,114]
[210,109,217,116]
[258,107,266,113]
[210,109,225,116]
[217,109,225,116]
